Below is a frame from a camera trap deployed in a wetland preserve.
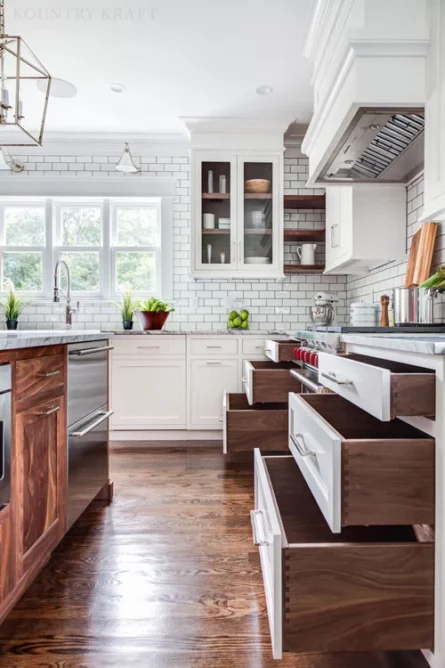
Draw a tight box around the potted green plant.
[1,288,24,330]
[113,290,136,330]
[137,298,175,330]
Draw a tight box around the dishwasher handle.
[70,410,114,438]
[69,345,114,356]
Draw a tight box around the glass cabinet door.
[199,159,236,269]
[239,157,279,271]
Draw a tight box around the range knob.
[311,353,319,368]
[303,349,313,364]
[294,347,302,360]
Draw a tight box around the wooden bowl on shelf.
[245,179,271,193]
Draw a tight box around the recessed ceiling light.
[256,85,273,96]
[111,83,127,94]
[36,78,77,99]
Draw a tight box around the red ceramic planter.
[137,311,170,331]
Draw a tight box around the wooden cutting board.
[405,222,438,287]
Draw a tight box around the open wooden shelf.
[202,229,230,235]
[244,193,272,200]
[284,264,325,274]
[284,229,325,242]
[202,193,230,200]
[284,194,326,210]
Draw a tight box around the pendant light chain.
[0,0,4,37]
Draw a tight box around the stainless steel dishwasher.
[0,364,11,510]
[67,340,114,530]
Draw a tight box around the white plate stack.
[349,302,377,327]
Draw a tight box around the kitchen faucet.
[53,259,78,327]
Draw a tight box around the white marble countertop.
[0,330,108,351]
[341,333,445,355]
[107,329,289,337]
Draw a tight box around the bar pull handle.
[33,406,60,417]
[321,371,352,385]
[70,346,114,356]
[250,510,269,546]
[36,370,61,378]
[290,432,316,458]
[71,410,114,438]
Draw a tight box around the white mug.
[296,243,317,265]
[203,213,215,229]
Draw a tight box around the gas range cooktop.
[308,325,445,333]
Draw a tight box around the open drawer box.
[264,339,299,363]
[289,393,435,531]
[253,450,434,659]
[223,393,288,453]
[318,352,436,420]
[243,361,301,405]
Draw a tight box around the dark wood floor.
[0,445,431,667]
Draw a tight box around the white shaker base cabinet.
[111,359,187,429]
[188,359,239,429]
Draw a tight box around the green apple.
[229,310,239,320]
[233,317,242,327]
[240,309,249,321]
[241,320,249,329]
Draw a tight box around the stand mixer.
[310,292,338,327]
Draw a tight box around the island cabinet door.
[15,395,67,579]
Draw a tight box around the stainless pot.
[393,287,434,325]
[310,304,335,327]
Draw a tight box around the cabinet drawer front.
[289,393,341,532]
[242,338,267,357]
[253,449,283,659]
[318,352,435,421]
[224,393,288,452]
[16,354,65,402]
[244,361,300,405]
[189,337,238,357]
[113,336,186,357]
[264,340,298,363]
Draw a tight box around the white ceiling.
[6,0,315,136]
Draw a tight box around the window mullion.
[44,198,54,299]
[102,199,111,299]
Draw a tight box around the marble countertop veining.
[341,333,445,355]
[0,330,107,351]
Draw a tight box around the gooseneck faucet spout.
[53,259,77,327]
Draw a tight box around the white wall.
[1,143,347,332]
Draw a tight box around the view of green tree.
[60,252,100,292]
[5,207,45,246]
[116,207,157,246]
[3,252,42,291]
[116,252,156,292]
[60,207,101,246]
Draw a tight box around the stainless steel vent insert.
[353,114,424,179]
[321,108,425,184]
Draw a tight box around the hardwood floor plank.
[0,445,430,667]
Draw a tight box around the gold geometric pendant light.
[0,0,51,146]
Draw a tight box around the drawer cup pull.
[250,509,269,547]
[206,361,222,366]
[137,346,160,350]
[290,433,316,458]
[36,370,60,378]
[206,345,222,349]
[321,371,353,385]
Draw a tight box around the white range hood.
[302,1,429,186]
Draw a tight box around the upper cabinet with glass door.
[238,156,281,275]
[191,151,283,278]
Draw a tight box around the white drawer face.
[113,336,186,357]
[253,449,283,659]
[318,352,390,421]
[242,338,267,356]
[189,337,239,357]
[288,393,341,533]
[243,360,254,405]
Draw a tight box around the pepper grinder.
[380,294,390,327]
